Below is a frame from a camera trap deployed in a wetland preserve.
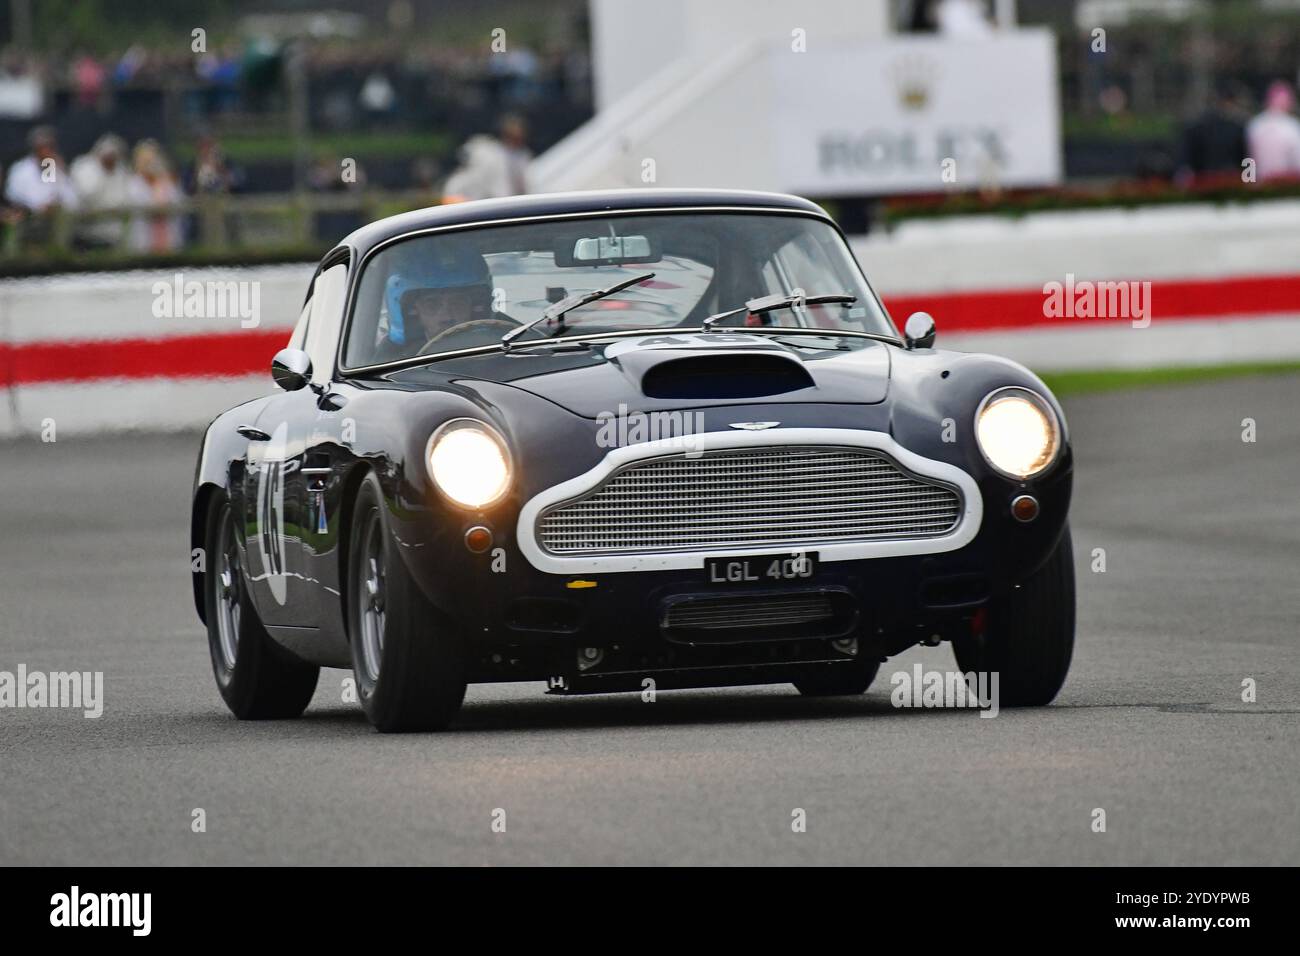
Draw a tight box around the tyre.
[346,473,467,732]
[204,496,319,719]
[793,661,880,696]
[952,524,1075,706]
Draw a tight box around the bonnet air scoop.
[639,351,814,399]
[605,335,817,400]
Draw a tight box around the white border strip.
[515,428,983,574]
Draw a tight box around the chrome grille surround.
[537,445,964,556]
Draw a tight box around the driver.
[375,243,494,361]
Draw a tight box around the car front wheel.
[952,524,1075,706]
[204,496,319,718]
[346,473,467,732]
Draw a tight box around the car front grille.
[662,593,835,631]
[537,446,963,555]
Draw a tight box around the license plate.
[706,551,818,584]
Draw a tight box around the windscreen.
[343,212,895,367]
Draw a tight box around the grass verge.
[1041,361,1300,398]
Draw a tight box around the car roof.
[338,188,830,257]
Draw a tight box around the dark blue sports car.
[191,189,1074,731]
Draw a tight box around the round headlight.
[975,388,1060,479]
[427,419,512,509]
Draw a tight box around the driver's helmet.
[383,241,492,346]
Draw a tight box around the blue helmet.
[383,241,491,345]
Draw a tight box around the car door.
[283,253,352,632]
[244,290,318,628]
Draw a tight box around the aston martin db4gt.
[191,188,1074,732]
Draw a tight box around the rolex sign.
[773,29,1062,195]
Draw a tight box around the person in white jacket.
[70,133,132,248]
[4,125,78,215]
[442,135,514,202]
[1246,81,1300,181]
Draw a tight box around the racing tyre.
[205,496,319,719]
[793,661,880,696]
[952,524,1075,706]
[346,474,467,732]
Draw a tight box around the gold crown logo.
[888,54,938,112]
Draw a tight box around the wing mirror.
[903,311,936,350]
[271,348,313,391]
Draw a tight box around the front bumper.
[389,409,1073,684]
[397,468,1069,686]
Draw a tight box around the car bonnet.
[393,331,892,418]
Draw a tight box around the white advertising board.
[772,30,1062,195]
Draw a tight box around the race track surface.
[2,375,1298,865]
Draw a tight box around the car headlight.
[975,387,1061,479]
[427,419,512,508]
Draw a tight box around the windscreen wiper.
[501,272,656,351]
[701,291,856,332]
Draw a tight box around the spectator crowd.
[1,109,538,255]
[0,28,580,256]
[1,13,1297,259]
[3,125,243,253]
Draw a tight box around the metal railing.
[2,189,443,261]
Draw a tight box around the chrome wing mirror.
[903,311,936,350]
[271,348,313,391]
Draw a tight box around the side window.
[287,298,312,351]
[304,261,349,385]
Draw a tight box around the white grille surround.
[539,447,962,554]
[516,428,984,574]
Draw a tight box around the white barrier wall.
[0,264,311,345]
[855,201,1300,291]
[1,202,1297,436]
[0,264,312,438]
[853,201,1300,371]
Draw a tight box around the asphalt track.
[1,374,1298,866]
